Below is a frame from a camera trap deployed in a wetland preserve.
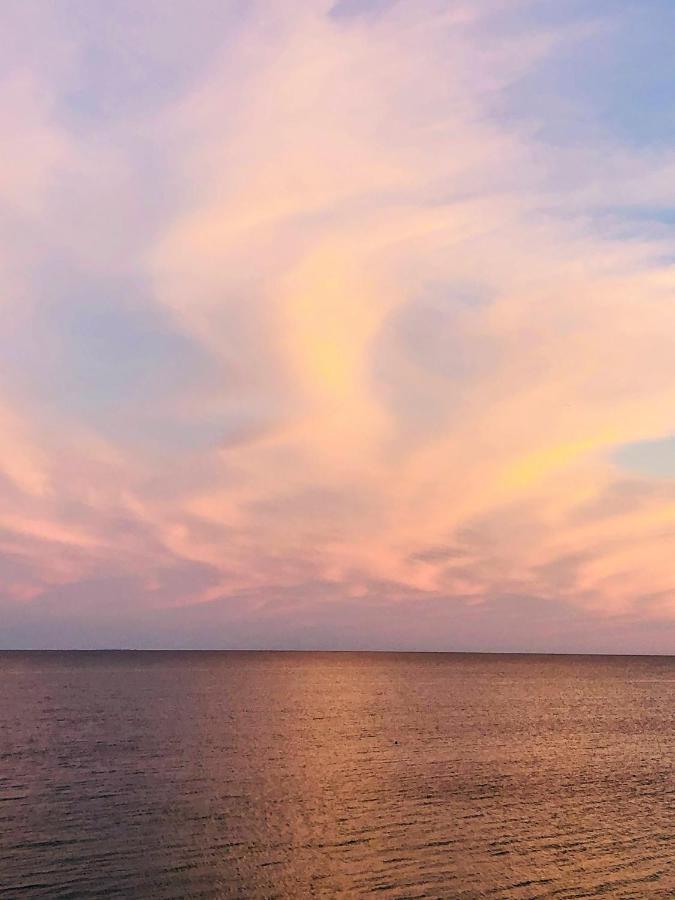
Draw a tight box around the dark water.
[0,652,673,898]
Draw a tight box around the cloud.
[0,0,674,649]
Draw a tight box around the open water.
[0,651,672,898]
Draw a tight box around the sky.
[1,0,675,653]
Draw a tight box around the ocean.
[0,651,672,898]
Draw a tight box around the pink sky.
[1,0,675,651]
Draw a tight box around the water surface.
[1,651,673,897]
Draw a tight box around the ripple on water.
[0,651,673,898]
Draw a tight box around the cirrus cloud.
[1,0,674,651]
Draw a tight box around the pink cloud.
[0,0,674,649]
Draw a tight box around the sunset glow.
[2,0,675,651]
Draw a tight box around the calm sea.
[0,651,672,898]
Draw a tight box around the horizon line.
[0,648,672,658]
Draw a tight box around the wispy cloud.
[1,0,674,649]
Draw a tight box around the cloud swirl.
[1,0,674,650]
